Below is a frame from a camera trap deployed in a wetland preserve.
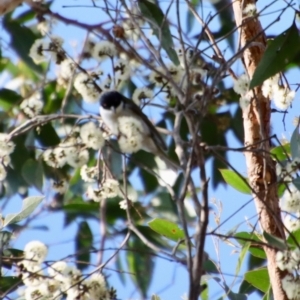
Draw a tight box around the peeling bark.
[232,1,287,299]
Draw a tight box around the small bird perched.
[99,90,178,170]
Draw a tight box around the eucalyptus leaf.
[138,0,179,65]
[250,22,300,88]
[148,218,185,242]
[244,268,270,293]
[219,169,251,194]
[290,124,300,160]
[3,196,44,227]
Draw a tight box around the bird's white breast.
[100,107,120,136]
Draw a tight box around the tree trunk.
[232,1,287,299]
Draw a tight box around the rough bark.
[232,1,287,299]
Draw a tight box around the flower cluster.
[233,74,252,109]
[20,91,43,118]
[18,241,115,300]
[262,74,295,110]
[280,185,300,214]
[280,184,300,233]
[29,36,65,64]
[277,158,300,183]
[281,274,300,299]
[276,248,300,299]
[117,116,144,153]
[85,178,120,202]
[149,64,185,99]
[132,87,154,105]
[0,133,15,181]
[43,122,104,170]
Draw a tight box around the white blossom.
[20,262,44,287]
[37,21,51,36]
[118,116,144,153]
[273,86,295,110]
[284,215,300,232]
[43,147,68,168]
[52,180,68,194]
[29,39,50,64]
[74,72,101,103]
[80,122,105,150]
[20,92,43,118]
[1,155,10,167]
[132,87,153,105]
[233,74,249,95]
[0,133,15,156]
[243,3,257,16]
[92,41,117,61]
[24,283,49,299]
[282,275,300,299]
[80,165,98,182]
[59,58,76,79]
[262,75,279,98]
[86,179,120,202]
[86,186,103,202]
[85,273,107,299]
[101,179,120,198]
[24,241,48,265]
[67,148,89,168]
[280,185,300,213]
[276,250,295,272]
[0,164,7,181]
[119,199,128,210]
[114,59,130,82]
[48,261,68,278]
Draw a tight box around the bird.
[99,90,179,171]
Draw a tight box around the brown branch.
[232,1,287,299]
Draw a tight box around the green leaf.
[0,276,22,294]
[234,232,266,258]
[186,0,200,32]
[0,88,22,111]
[139,167,158,193]
[0,231,13,248]
[3,16,43,74]
[151,295,161,300]
[236,242,250,276]
[238,279,257,295]
[262,288,273,300]
[2,248,24,269]
[263,231,286,251]
[21,159,44,191]
[75,221,93,271]
[248,246,266,259]
[200,276,209,300]
[127,237,154,297]
[210,0,235,50]
[270,144,291,161]
[219,169,251,194]
[227,290,248,300]
[292,177,300,191]
[287,228,300,247]
[250,22,300,88]
[3,195,44,227]
[115,254,126,285]
[290,124,300,159]
[138,0,179,65]
[35,122,60,147]
[202,259,219,274]
[148,218,185,242]
[244,268,270,293]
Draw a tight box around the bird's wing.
[123,95,167,151]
